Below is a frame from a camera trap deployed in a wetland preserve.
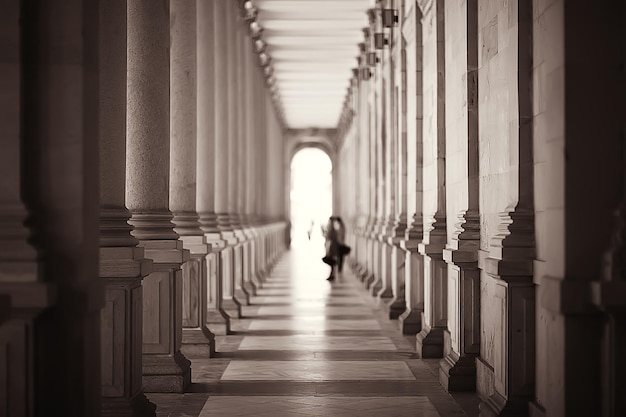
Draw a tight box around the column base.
[234,288,250,307]
[398,308,422,334]
[101,392,156,417]
[480,391,532,417]
[439,350,477,392]
[416,325,444,358]
[377,293,405,320]
[206,309,230,335]
[181,328,215,358]
[142,351,191,393]
[221,298,242,319]
[528,401,546,417]
[388,298,406,320]
[242,280,257,297]
[369,277,382,296]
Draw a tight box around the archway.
[289,147,333,247]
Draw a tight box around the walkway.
[150,239,479,416]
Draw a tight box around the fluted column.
[439,0,480,391]
[416,0,448,359]
[375,0,397,311]
[126,0,191,392]
[399,2,425,335]
[215,0,241,320]
[99,1,156,414]
[385,0,409,321]
[197,0,230,336]
[229,4,249,309]
[170,0,215,359]
[242,29,259,296]
[0,4,53,415]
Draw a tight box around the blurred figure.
[322,216,349,281]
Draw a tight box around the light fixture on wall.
[366,52,379,66]
[359,67,372,81]
[254,39,266,53]
[259,52,269,66]
[249,21,263,38]
[243,0,257,22]
[374,33,388,49]
[382,9,398,27]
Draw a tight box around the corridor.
[2,0,625,416]
[149,242,477,417]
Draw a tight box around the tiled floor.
[148,238,479,416]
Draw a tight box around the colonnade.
[0,1,288,415]
[337,1,626,416]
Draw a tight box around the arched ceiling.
[254,0,371,129]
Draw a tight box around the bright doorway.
[289,148,333,247]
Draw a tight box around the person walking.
[322,216,349,281]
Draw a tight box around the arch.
[289,147,334,244]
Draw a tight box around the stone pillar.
[528,1,624,416]
[386,0,409,321]
[126,0,191,393]
[0,3,54,415]
[399,2,425,335]
[242,29,258,297]
[229,4,249,309]
[474,0,535,413]
[197,0,230,336]
[439,0,480,392]
[19,1,102,414]
[215,0,241,320]
[98,1,156,414]
[416,0,448,359]
[170,0,215,359]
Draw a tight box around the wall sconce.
[366,52,379,66]
[255,39,266,53]
[359,67,371,81]
[249,21,263,38]
[382,9,398,27]
[259,52,269,66]
[243,1,257,22]
[374,33,388,49]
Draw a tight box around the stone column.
[99,1,156,414]
[416,0,448,359]
[126,0,191,393]
[229,4,249,309]
[215,0,241,320]
[242,30,258,296]
[476,0,535,412]
[0,3,54,415]
[197,0,230,335]
[19,1,102,414]
[399,2,425,335]
[439,0,480,392]
[387,0,410,321]
[376,0,399,314]
[170,0,215,359]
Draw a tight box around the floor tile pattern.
[149,239,479,416]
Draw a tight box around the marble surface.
[149,243,478,416]
[247,318,381,331]
[221,360,416,381]
[237,335,397,351]
[199,396,440,416]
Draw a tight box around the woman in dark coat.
[324,216,346,281]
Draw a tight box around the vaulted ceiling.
[254,0,371,129]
